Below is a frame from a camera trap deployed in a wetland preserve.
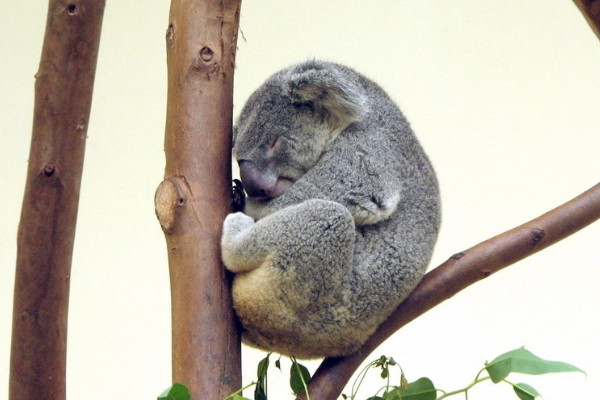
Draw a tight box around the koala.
[221,60,441,359]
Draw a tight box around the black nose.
[238,160,277,199]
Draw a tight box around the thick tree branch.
[573,0,600,40]
[9,1,105,399]
[155,1,242,398]
[303,182,600,400]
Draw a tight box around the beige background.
[2,1,599,399]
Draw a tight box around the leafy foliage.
[157,383,191,400]
[164,347,583,400]
[289,357,312,397]
[512,382,540,400]
[255,354,270,400]
[337,347,584,400]
[485,347,584,383]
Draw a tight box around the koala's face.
[233,62,366,200]
[233,82,333,200]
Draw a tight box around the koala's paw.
[346,191,401,225]
[222,212,255,240]
[231,179,246,212]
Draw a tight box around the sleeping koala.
[221,60,441,359]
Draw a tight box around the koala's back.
[226,60,441,358]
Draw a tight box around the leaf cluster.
[221,354,312,400]
[346,347,583,400]
[158,347,583,400]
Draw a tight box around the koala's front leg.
[221,212,265,272]
[221,199,355,282]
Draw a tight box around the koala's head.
[233,61,367,200]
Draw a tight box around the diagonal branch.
[572,0,600,41]
[301,4,600,399]
[302,182,600,400]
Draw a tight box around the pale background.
[1,1,599,399]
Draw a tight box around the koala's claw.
[231,179,246,212]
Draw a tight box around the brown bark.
[155,1,243,399]
[302,182,600,400]
[9,1,105,399]
[573,0,600,40]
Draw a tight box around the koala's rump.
[232,261,376,359]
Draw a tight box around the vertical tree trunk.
[9,1,105,399]
[154,1,242,399]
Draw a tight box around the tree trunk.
[9,1,105,399]
[302,182,600,400]
[154,1,242,399]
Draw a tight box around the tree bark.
[9,1,105,399]
[573,0,600,40]
[302,182,600,400]
[155,1,242,399]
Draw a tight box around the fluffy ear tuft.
[285,62,367,129]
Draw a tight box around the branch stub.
[155,178,185,233]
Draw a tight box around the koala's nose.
[238,160,278,199]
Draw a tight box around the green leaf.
[257,354,270,380]
[366,397,384,400]
[254,354,270,400]
[400,370,409,391]
[290,361,311,396]
[254,383,267,400]
[485,347,585,383]
[512,382,541,400]
[375,355,387,367]
[399,377,436,400]
[383,388,402,400]
[157,383,191,400]
[381,366,389,379]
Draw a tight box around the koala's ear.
[286,64,367,129]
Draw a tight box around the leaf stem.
[436,376,491,399]
[350,360,375,398]
[222,381,257,400]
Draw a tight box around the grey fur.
[221,60,441,359]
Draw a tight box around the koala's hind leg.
[224,199,357,356]
[269,199,356,295]
[222,199,355,292]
